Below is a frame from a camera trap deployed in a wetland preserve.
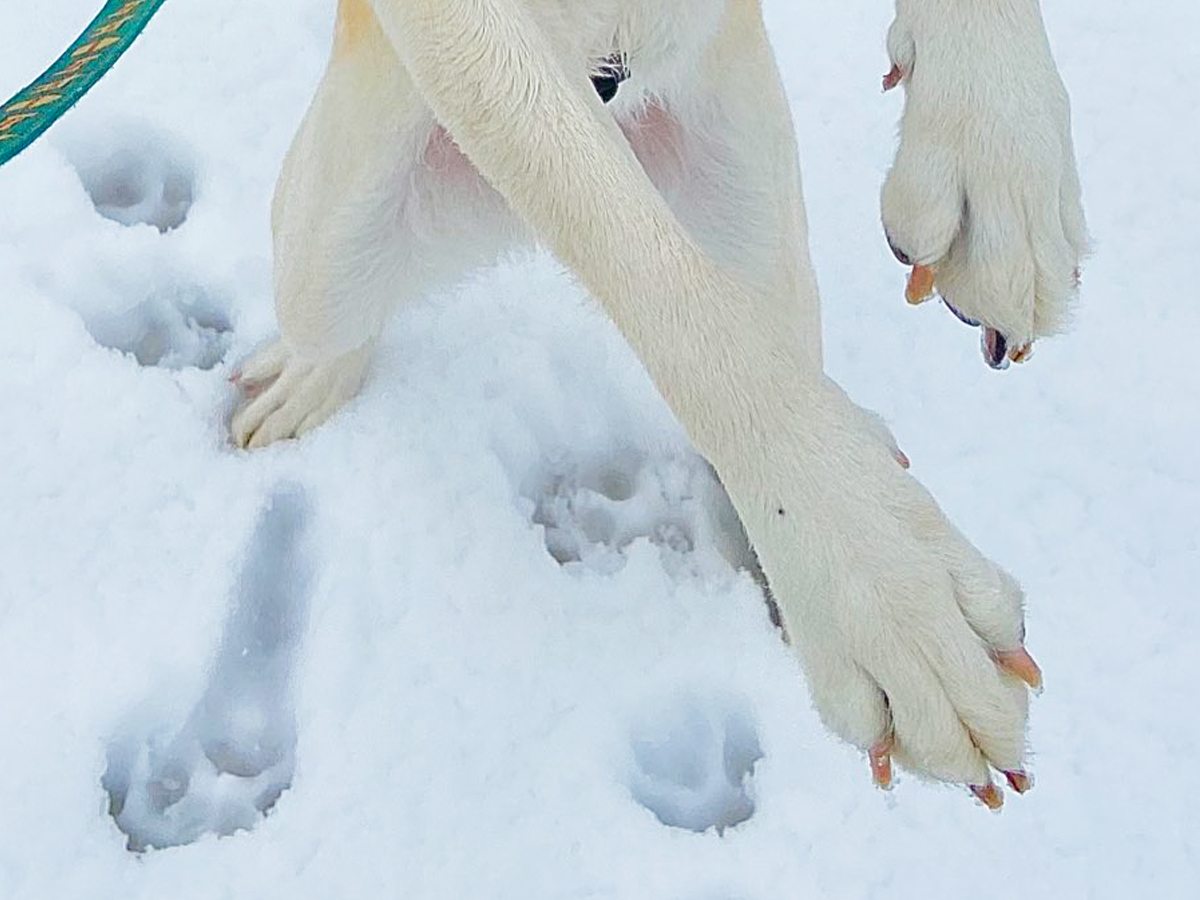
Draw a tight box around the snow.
[0,0,1197,897]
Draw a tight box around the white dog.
[232,0,1085,808]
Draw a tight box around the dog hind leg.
[232,0,525,448]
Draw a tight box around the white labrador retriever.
[232,0,1085,808]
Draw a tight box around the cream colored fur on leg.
[233,0,1084,800]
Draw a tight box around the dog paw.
[880,2,1088,367]
[739,383,1040,804]
[103,487,311,850]
[230,340,373,448]
[627,693,762,833]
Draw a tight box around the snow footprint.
[529,451,754,576]
[56,124,230,369]
[103,486,312,851]
[83,287,233,371]
[627,693,762,833]
[66,123,196,232]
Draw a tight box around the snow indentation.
[527,451,754,577]
[84,288,232,370]
[103,486,312,851]
[68,126,196,232]
[627,693,762,833]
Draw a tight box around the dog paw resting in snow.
[233,0,1078,808]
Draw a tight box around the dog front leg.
[620,7,824,374]
[881,0,1088,366]
[371,0,1039,802]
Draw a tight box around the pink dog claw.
[905,265,937,305]
[869,738,895,790]
[1004,771,1033,794]
[970,783,1004,811]
[994,647,1043,691]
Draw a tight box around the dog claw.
[1009,342,1034,364]
[883,63,903,92]
[869,738,894,790]
[905,265,936,305]
[982,327,1010,369]
[970,783,1005,810]
[1004,770,1033,794]
[994,647,1043,691]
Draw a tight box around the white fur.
[882,0,1088,344]
[233,0,1082,791]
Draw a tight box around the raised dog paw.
[880,0,1088,367]
[230,340,372,449]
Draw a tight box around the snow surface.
[1,0,1197,897]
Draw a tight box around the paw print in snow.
[627,693,762,833]
[529,451,755,577]
[66,123,196,232]
[103,486,311,851]
[83,288,232,371]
